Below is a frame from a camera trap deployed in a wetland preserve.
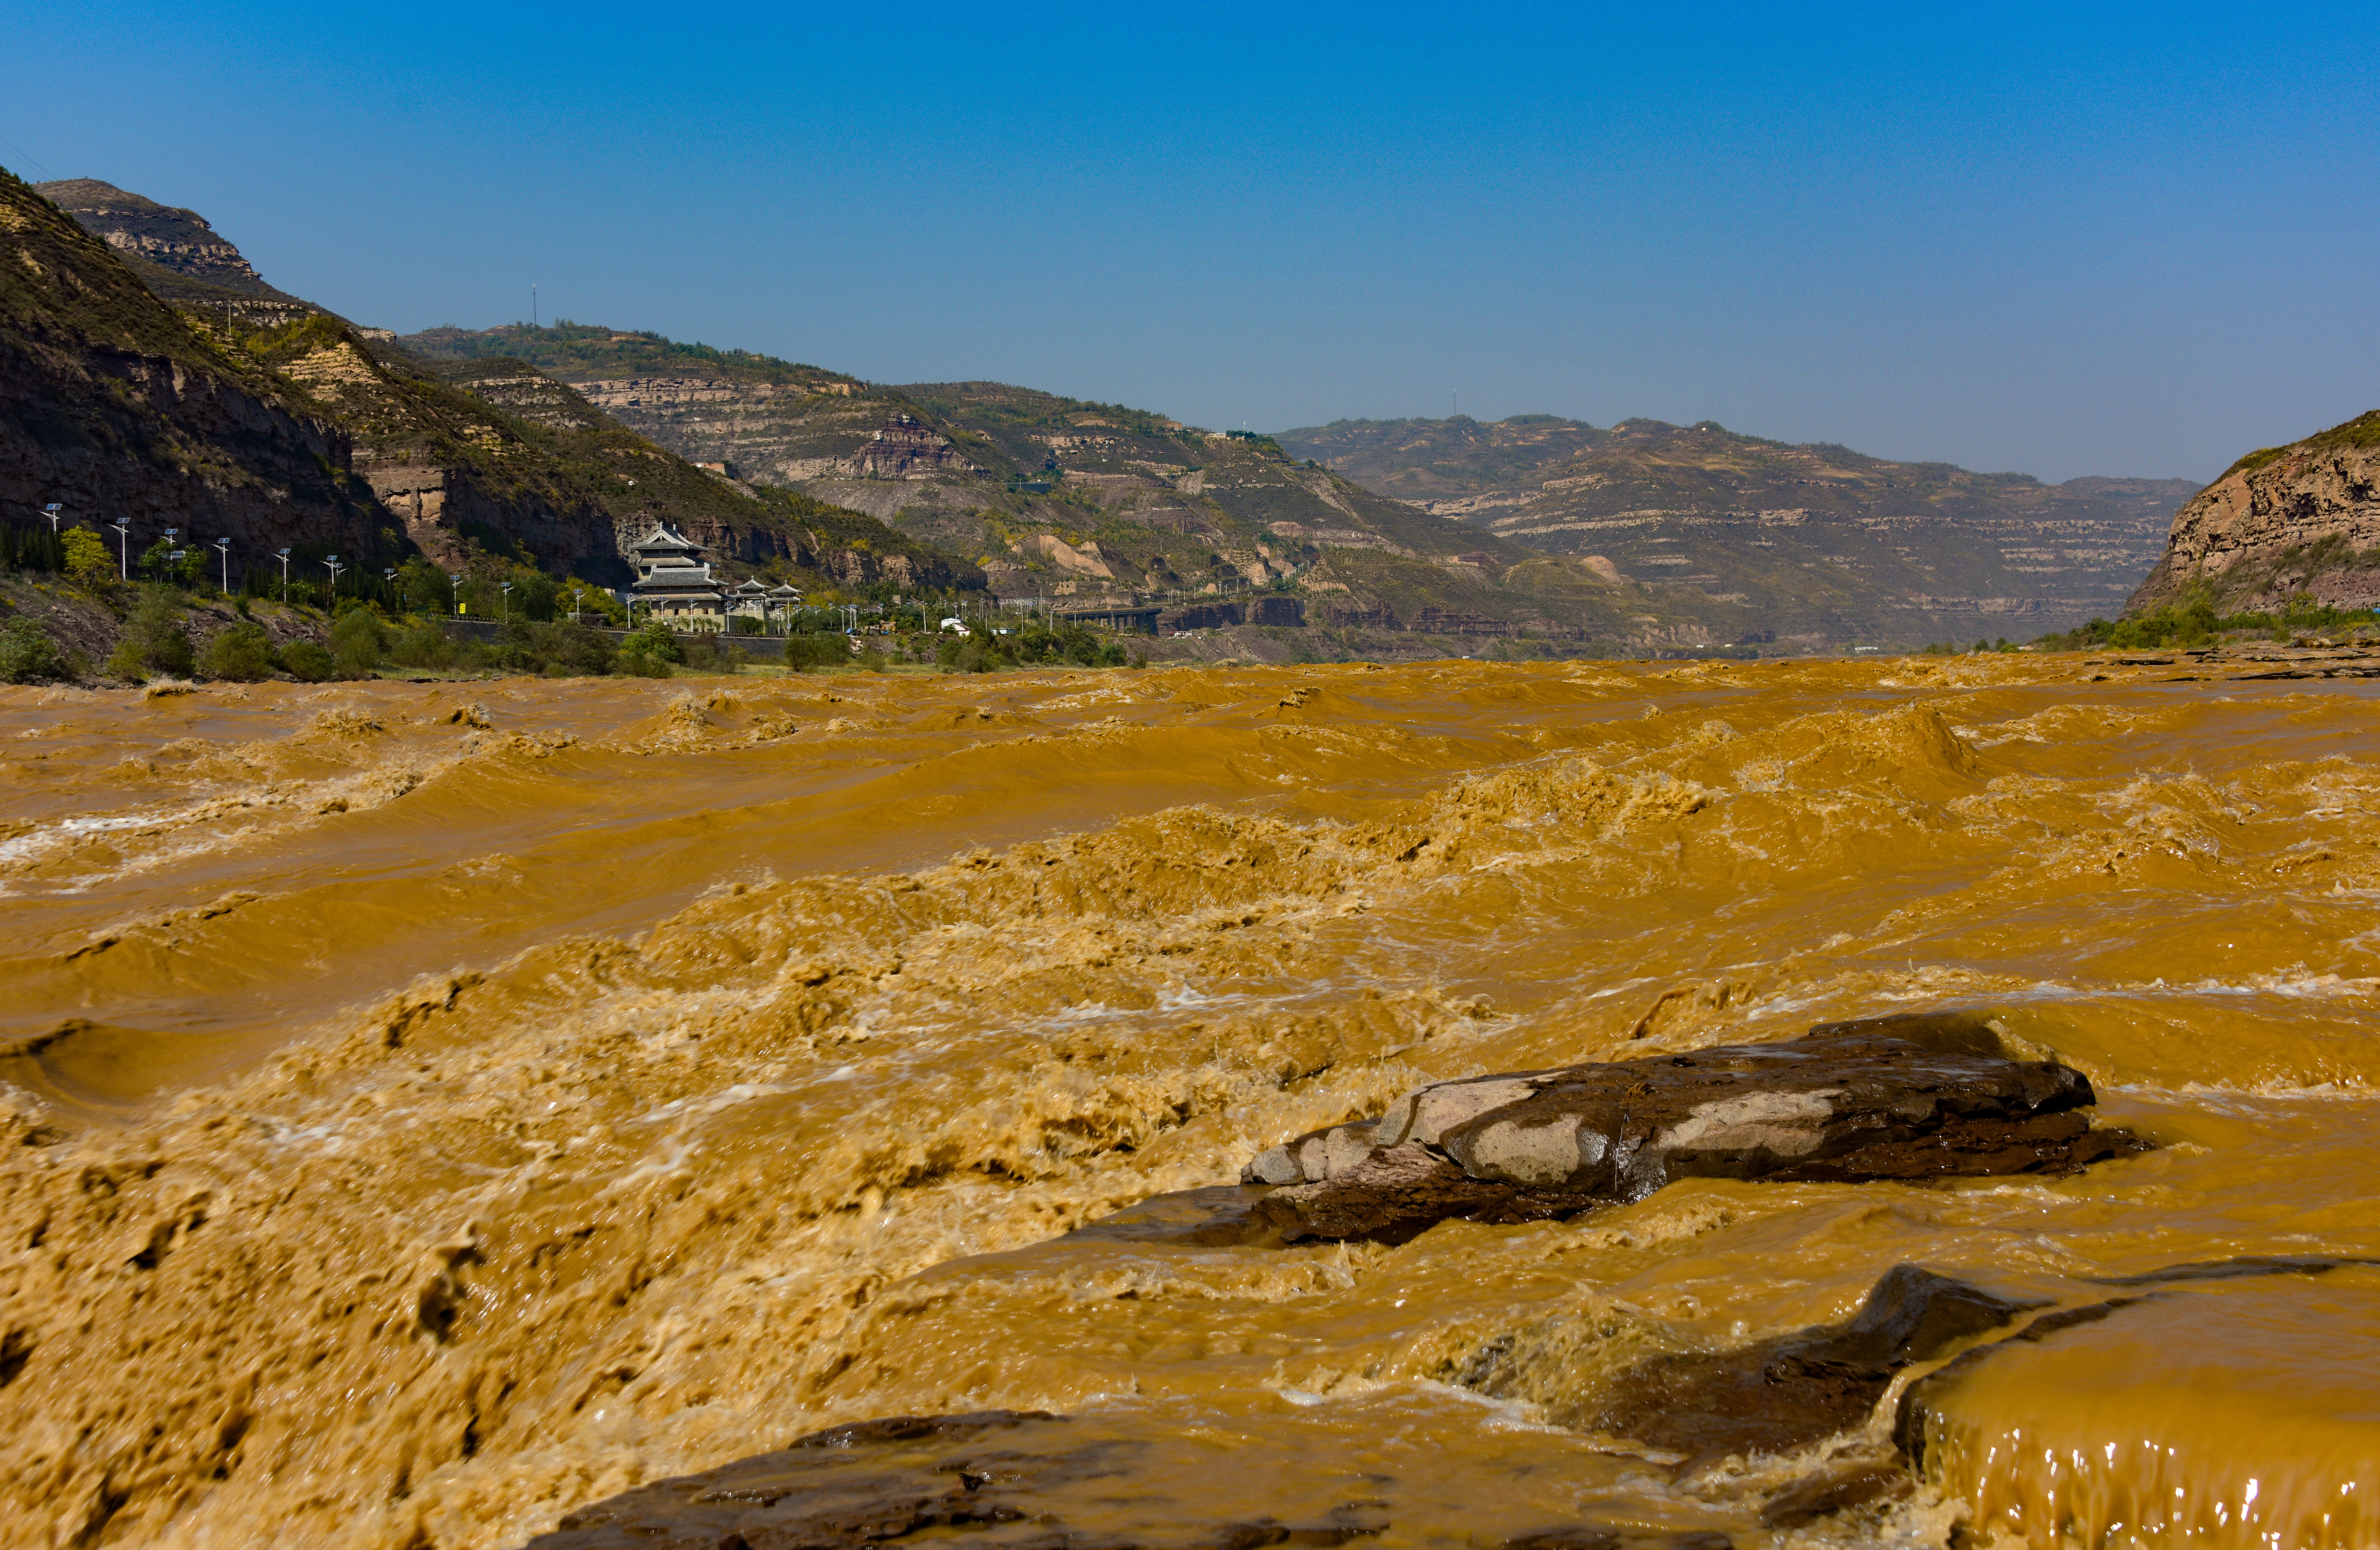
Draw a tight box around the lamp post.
[112,518,130,578]
[446,572,460,615]
[276,547,292,598]
[168,550,187,587]
[323,554,344,601]
[501,581,513,622]
[43,503,61,535]
[215,538,231,594]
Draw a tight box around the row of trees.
[2033,591,2376,652]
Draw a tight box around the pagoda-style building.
[626,523,725,629]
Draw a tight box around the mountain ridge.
[1276,413,2201,643]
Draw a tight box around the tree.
[0,617,62,683]
[62,528,113,589]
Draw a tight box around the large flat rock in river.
[1243,1018,2147,1242]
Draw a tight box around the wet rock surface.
[1243,1016,2148,1243]
[523,1409,1399,1550]
[1590,1264,2042,1465]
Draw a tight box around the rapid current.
[0,657,2374,1549]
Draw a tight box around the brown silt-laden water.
[1,656,2376,1550]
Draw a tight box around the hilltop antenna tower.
[532,283,538,327]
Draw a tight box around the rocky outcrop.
[34,177,318,328]
[2129,410,2380,612]
[854,412,974,478]
[1242,1016,2147,1243]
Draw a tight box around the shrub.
[110,587,195,679]
[677,635,745,673]
[278,640,335,681]
[329,608,386,677]
[782,634,850,672]
[542,622,617,676]
[0,617,62,683]
[386,620,458,671]
[201,621,276,682]
[622,619,682,662]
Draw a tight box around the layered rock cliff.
[1281,415,2201,644]
[0,168,384,558]
[4,171,977,599]
[34,177,318,329]
[2127,410,2380,613]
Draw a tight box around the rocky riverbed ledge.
[522,1011,2165,1550]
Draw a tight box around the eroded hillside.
[402,328,1742,648]
[3,176,972,601]
[2129,409,2380,613]
[1282,415,2200,644]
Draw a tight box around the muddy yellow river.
[1,657,2374,1550]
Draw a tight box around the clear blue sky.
[12,3,2378,481]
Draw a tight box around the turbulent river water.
[1,657,2375,1550]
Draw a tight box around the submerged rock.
[1591,1264,2042,1465]
[522,1408,1395,1549]
[1244,1015,2147,1242]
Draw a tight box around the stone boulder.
[1243,1015,2147,1242]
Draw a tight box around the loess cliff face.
[0,169,385,557]
[2127,410,2380,613]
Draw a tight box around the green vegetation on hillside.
[2042,586,2376,650]
[403,320,857,391]
[2217,410,2380,482]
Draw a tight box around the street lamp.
[323,554,344,600]
[446,572,460,615]
[215,538,231,594]
[43,503,61,534]
[276,547,292,597]
[501,581,513,621]
[112,518,130,578]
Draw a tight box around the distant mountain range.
[1276,416,2199,645]
[7,170,2239,651]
